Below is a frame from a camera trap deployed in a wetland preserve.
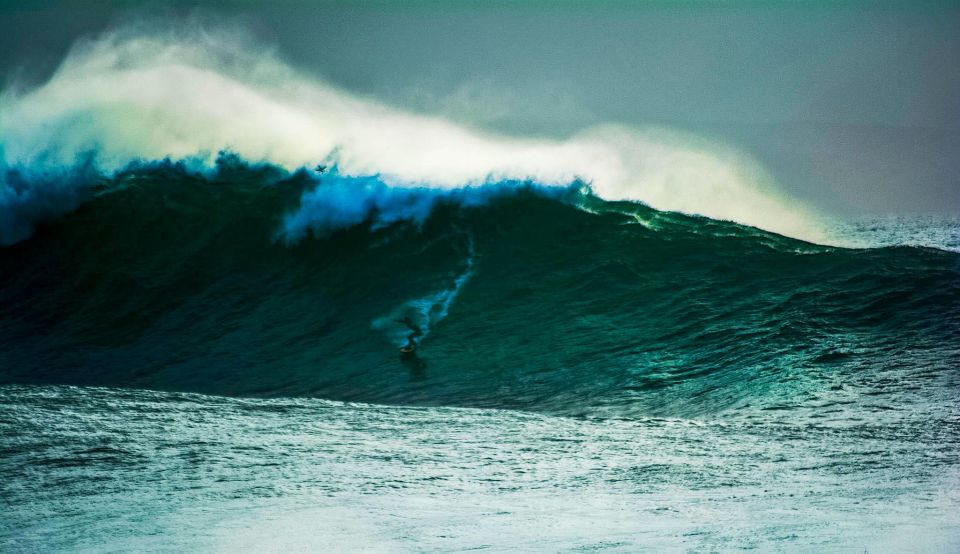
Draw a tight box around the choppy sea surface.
[3,384,958,552]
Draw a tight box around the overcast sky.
[2,0,958,215]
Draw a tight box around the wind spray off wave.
[1,25,825,247]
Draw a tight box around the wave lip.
[0,157,100,246]
[281,171,576,243]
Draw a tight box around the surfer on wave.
[396,316,422,354]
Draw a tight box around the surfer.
[395,316,422,354]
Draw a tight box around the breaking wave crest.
[1,24,826,247]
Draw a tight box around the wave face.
[1,160,957,419]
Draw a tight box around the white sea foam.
[0,25,829,246]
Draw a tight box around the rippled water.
[2,385,958,552]
[827,214,960,252]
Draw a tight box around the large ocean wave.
[4,19,960,554]
[1,160,957,418]
[1,24,957,420]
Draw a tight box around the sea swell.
[1,159,957,420]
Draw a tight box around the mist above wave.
[1,24,826,246]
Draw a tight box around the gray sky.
[2,1,958,215]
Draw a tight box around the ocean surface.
[1,160,958,551]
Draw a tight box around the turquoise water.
[2,385,958,551]
[2,161,959,550]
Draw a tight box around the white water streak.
[372,235,476,347]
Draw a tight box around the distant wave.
[1,24,827,247]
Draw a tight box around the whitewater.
[2,25,959,552]
[1,26,824,247]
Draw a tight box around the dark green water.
[1,161,957,417]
